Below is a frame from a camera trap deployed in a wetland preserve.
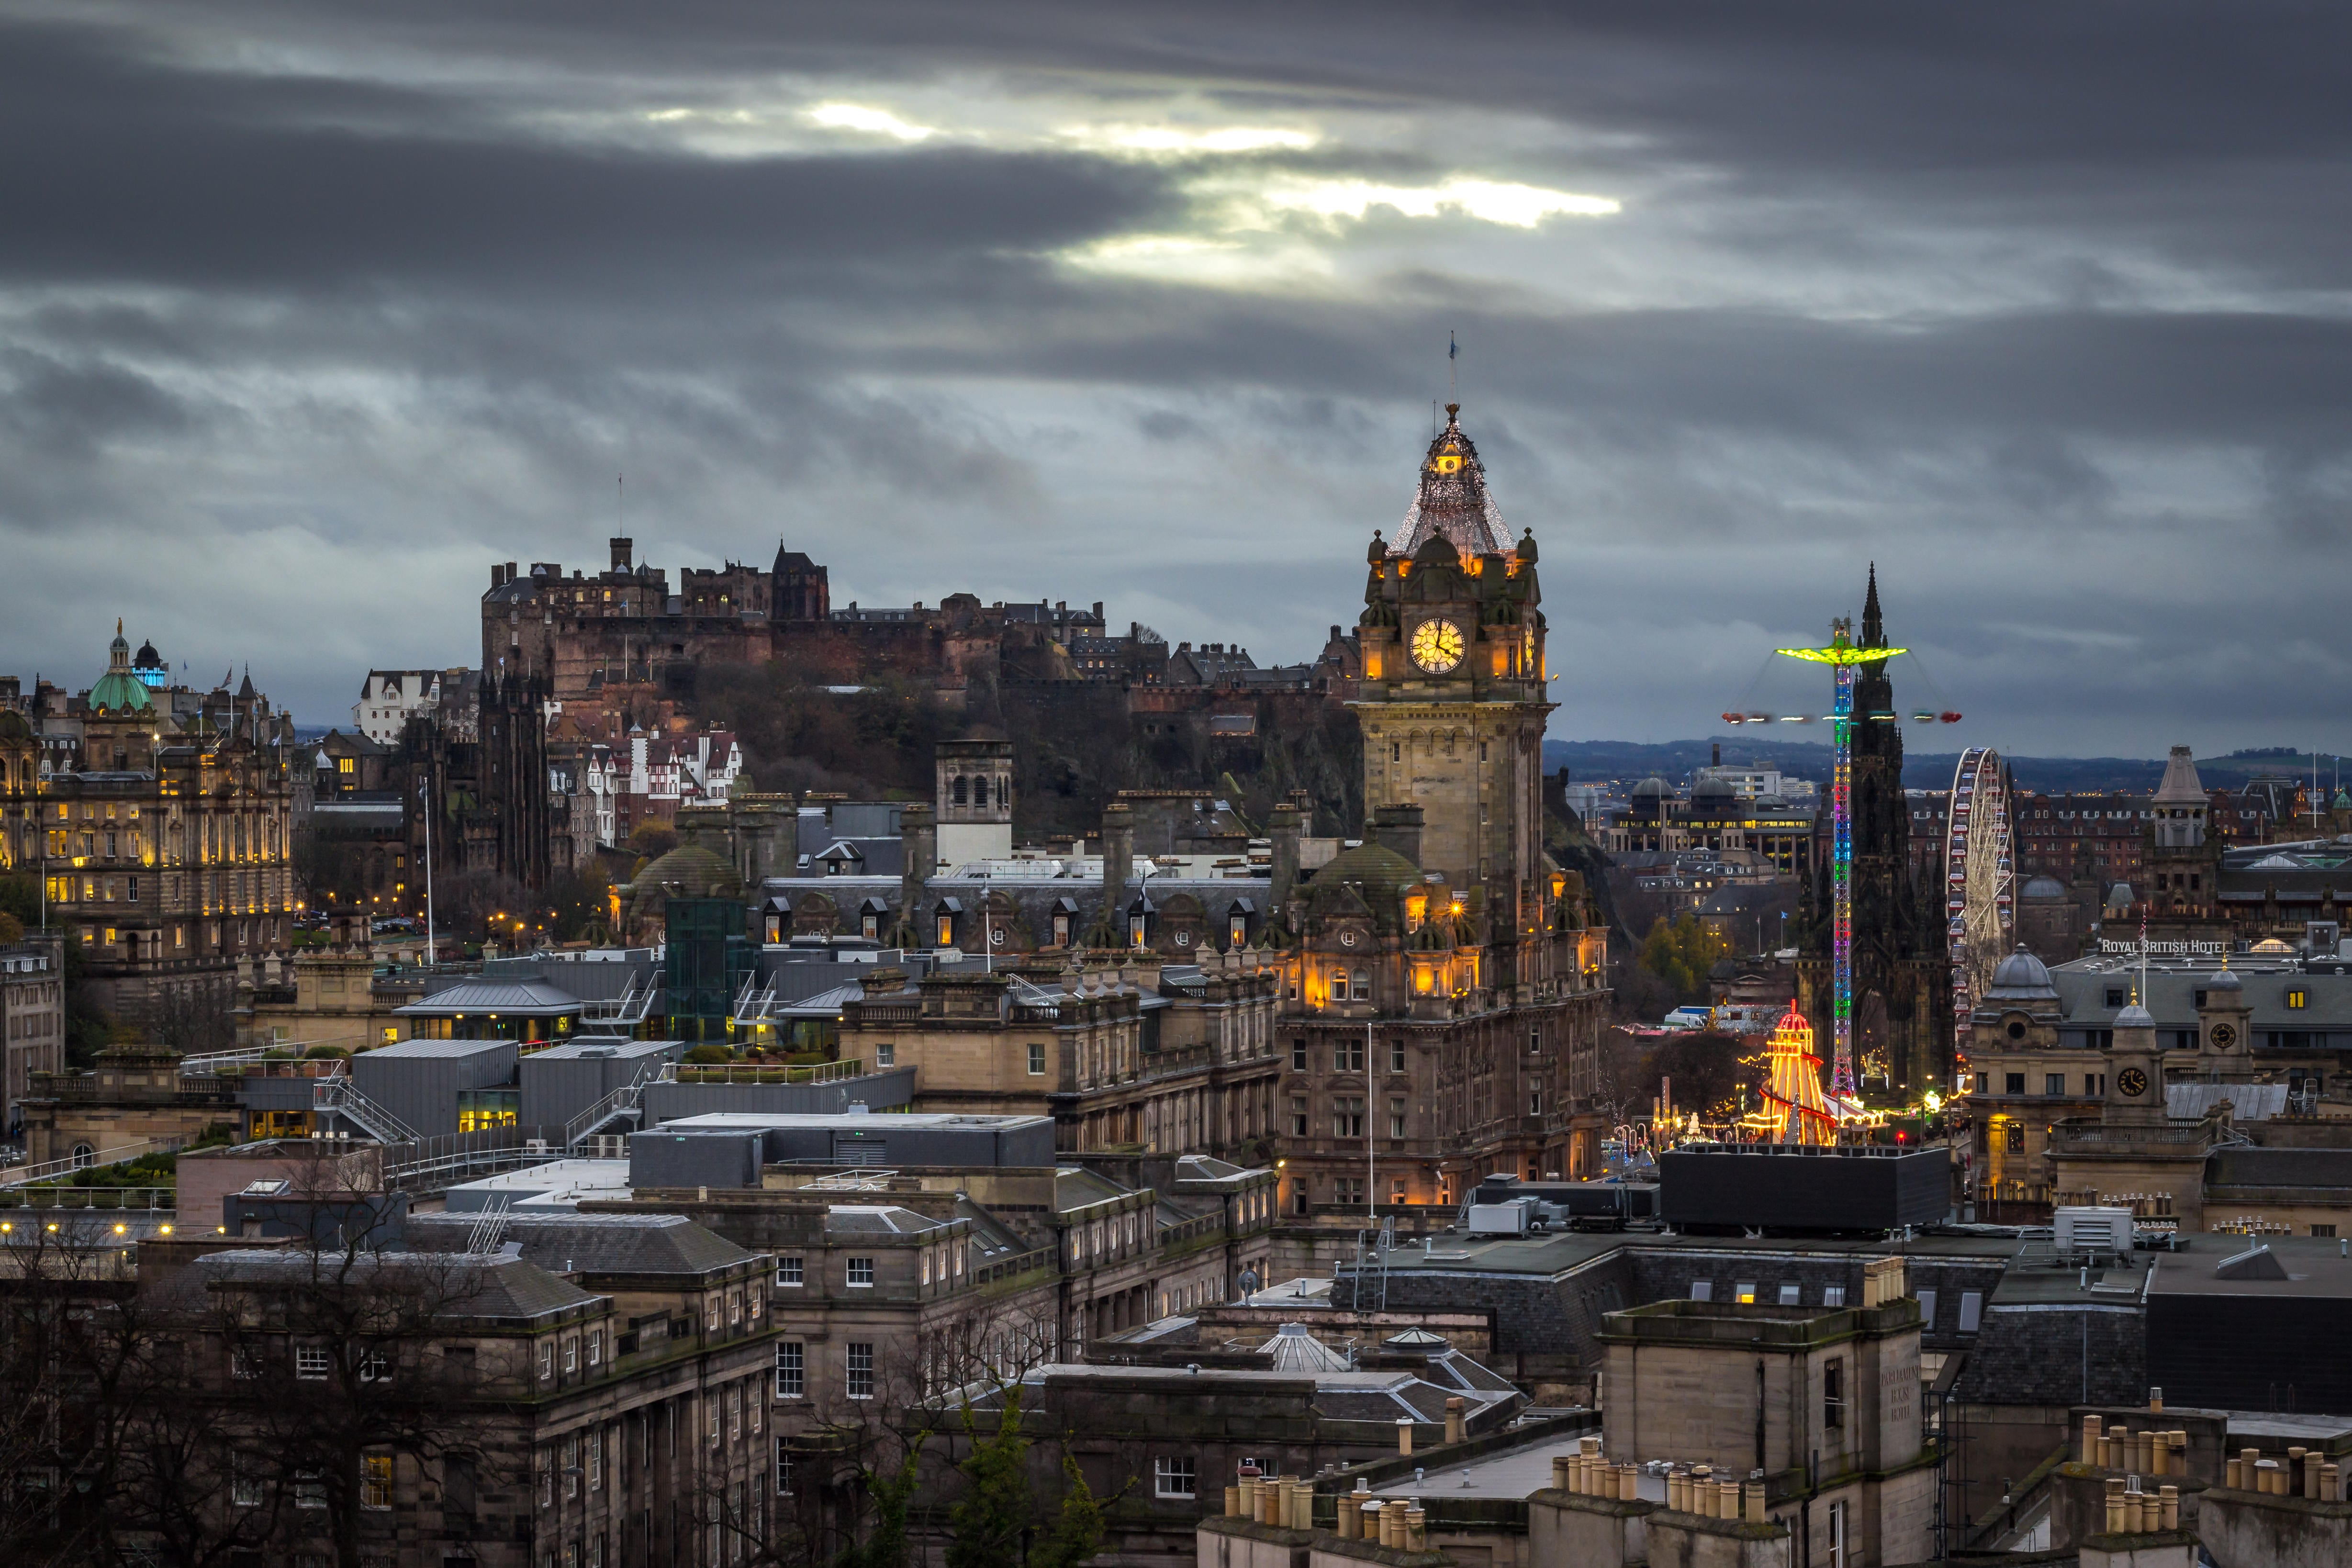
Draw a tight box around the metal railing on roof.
[182,1037,366,1074]
[0,1141,156,1189]
[579,980,655,1027]
[799,1169,901,1191]
[564,1061,676,1151]
[313,1078,420,1144]
[0,1186,175,1212]
[674,1058,866,1085]
[378,1128,568,1193]
[465,1193,514,1254]
[731,972,780,1026]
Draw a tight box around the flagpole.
[421,768,437,968]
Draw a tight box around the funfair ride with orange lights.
[1760,1004,1839,1145]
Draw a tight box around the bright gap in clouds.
[1258,175,1622,227]
[1057,123,1322,157]
[805,102,938,141]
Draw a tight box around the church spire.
[1861,563,1885,650]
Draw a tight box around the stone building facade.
[26,627,302,1038]
[0,931,65,1138]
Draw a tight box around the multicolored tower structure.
[1777,618,1904,1097]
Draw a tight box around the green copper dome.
[89,620,154,716]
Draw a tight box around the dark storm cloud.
[0,1,2346,756]
[0,20,1170,296]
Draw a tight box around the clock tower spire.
[1353,404,1555,992]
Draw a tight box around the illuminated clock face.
[2117,1067,2149,1098]
[2210,1024,2236,1048]
[1431,453,1464,474]
[1410,618,1466,673]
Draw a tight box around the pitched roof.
[193,1248,597,1320]
[2153,745,2207,805]
[391,980,583,1016]
[409,1212,752,1276]
[1392,404,1515,559]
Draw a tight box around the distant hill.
[1542,739,2333,797]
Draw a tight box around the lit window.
[2288,990,2307,1009]
[361,1454,393,1510]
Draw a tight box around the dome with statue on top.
[88,621,154,716]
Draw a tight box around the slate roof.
[825,1205,945,1235]
[193,1249,597,1320]
[407,1212,752,1276]
[1054,1166,1135,1213]
[392,979,584,1016]
[2206,1148,2352,1190]
[2049,962,2352,1031]
[2166,1082,2290,1121]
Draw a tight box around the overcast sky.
[3,2,2348,758]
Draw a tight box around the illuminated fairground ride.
[1759,1004,1839,1144]
[1723,620,1960,1097]
[1946,747,2016,1024]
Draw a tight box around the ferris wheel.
[1946,747,2015,1020]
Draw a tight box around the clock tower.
[2104,992,2168,1128]
[1352,404,1555,991]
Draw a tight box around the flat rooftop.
[445,1158,632,1211]
[652,1111,1051,1132]
[1353,1226,2025,1280]
[2148,1233,2352,1301]
[1378,1430,1594,1501]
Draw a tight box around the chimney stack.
[898,803,935,942]
[1371,802,1425,869]
[1101,803,1134,944]
[1269,800,1303,919]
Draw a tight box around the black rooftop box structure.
[1660,1144,1950,1233]
[1473,1176,1659,1219]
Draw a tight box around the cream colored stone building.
[837,946,1283,1160]
[1597,1258,1934,1568]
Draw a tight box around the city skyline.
[2,3,2348,756]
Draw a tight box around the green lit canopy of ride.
[1775,644,1907,665]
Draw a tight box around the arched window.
[1352,973,1371,1001]
[71,1143,94,1168]
[952,776,968,806]
[1330,968,1348,1003]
